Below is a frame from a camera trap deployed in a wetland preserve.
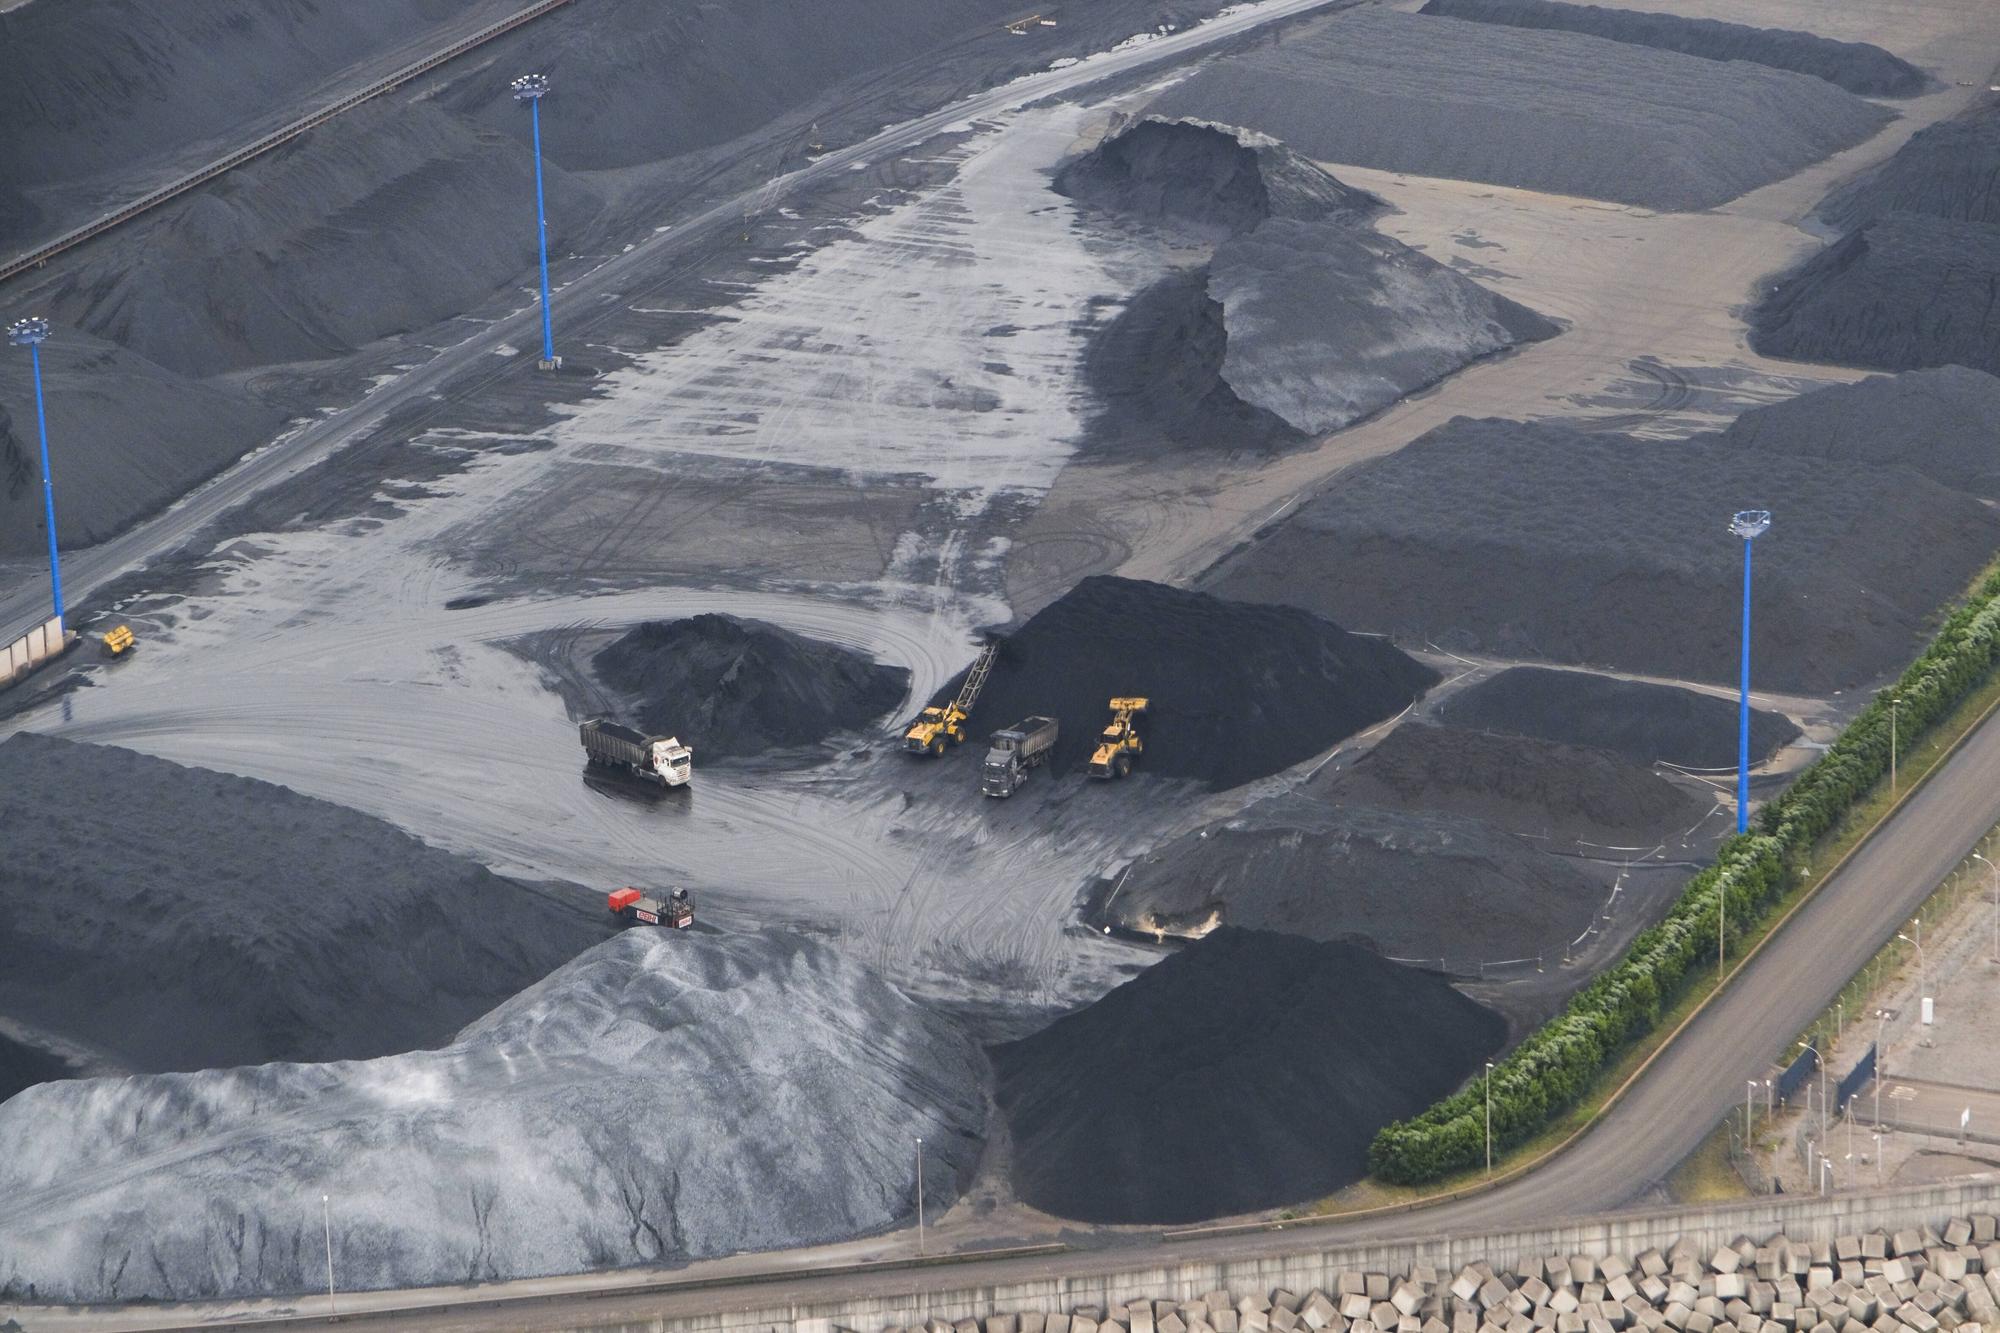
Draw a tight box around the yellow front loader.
[1087,696,1148,779]
[904,642,998,756]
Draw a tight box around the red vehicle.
[607,887,693,929]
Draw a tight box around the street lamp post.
[8,316,62,623]
[1898,923,1931,1047]
[511,73,559,371]
[1746,1078,1756,1143]
[1976,851,1999,964]
[1485,1060,1495,1175]
[1730,510,1771,836]
[916,1136,925,1256]
[1875,1008,1889,1130]
[321,1193,337,1316]
[1890,695,1901,797]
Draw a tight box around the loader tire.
[930,735,946,757]
[1114,753,1132,779]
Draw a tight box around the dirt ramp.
[1818,104,2000,231]
[0,732,611,1075]
[1419,0,1925,97]
[991,926,1504,1223]
[1437,667,1801,770]
[1720,367,2000,500]
[1055,117,1383,239]
[1146,7,1890,212]
[591,614,908,762]
[937,576,1437,790]
[1202,417,2000,694]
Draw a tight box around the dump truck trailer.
[608,886,693,928]
[981,715,1058,797]
[580,717,692,786]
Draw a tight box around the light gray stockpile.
[1146,8,1891,211]
[1418,0,1926,97]
[876,1216,2000,1333]
[1200,417,2000,695]
[0,928,987,1303]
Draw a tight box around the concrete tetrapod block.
[1282,1294,1308,1314]
[1553,1293,1580,1315]
[1370,1279,1393,1302]
[1160,1316,1186,1333]
[1397,1288,1424,1318]
[1051,1317,1073,1333]
[1718,1279,1746,1302]
[1340,1298,1374,1322]
[1977,1219,1999,1246]
[1376,1303,1402,1326]
[1218,1315,1240,1333]
[1025,1316,1048,1333]
[1273,1309,1301,1331]
[1899,1238,1931,1260]
[1717,1256,1746,1276]
[990,1317,1020,1333]
[1458,1274,1486,1304]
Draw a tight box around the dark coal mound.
[1438,667,1801,769]
[992,926,1504,1223]
[1211,217,1559,435]
[1720,367,2000,499]
[1751,215,2000,378]
[938,576,1437,789]
[1203,417,2000,694]
[1106,794,1602,961]
[1419,0,1925,97]
[1147,8,1891,212]
[0,732,610,1075]
[0,1034,76,1107]
[591,614,908,762]
[1316,721,1710,845]
[1055,117,1383,239]
[1818,104,2000,232]
[0,327,281,556]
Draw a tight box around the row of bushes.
[1368,567,2000,1185]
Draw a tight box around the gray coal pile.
[1438,667,1800,770]
[1201,417,2000,694]
[1055,118,1384,240]
[1313,721,1711,847]
[0,327,281,556]
[1418,0,1925,97]
[0,929,987,1302]
[1817,104,2000,232]
[0,732,611,1075]
[935,576,1438,790]
[1101,794,1602,963]
[1146,7,1890,212]
[991,926,1503,1223]
[591,614,909,762]
[1720,367,2000,500]
[1750,215,2000,378]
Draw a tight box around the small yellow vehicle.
[1087,696,1149,779]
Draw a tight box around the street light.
[1819,1154,1833,1196]
[915,1136,925,1256]
[1898,923,1930,1046]
[1976,851,1999,963]
[1485,1060,1495,1175]
[511,73,559,370]
[1746,1079,1757,1143]
[321,1193,337,1316]
[7,316,63,623]
[1889,694,1901,797]
[1730,509,1771,836]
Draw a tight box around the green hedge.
[1368,567,2000,1185]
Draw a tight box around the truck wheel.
[1114,753,1132,779]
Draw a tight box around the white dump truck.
[579,717,692,786]
[981,715,1059,797]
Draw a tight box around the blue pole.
[1738,532,1753,834]
[29,341,63,623]
[530,97,555,364]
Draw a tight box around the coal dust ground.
[0,731,612,1076]
[990,927,1505,1224]
[1201,418,2000,695]
[1436,667,1802,770]
[1417,0,1925,96]
[589,614,909,763]
[1146,7,1890,212]
[926,575,1438,790]
[0,928,987,1303]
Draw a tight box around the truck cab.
[650,737,693,786]
[981,715,1058,797]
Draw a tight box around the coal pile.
[1315,721,1710,846]
[1147,8,1890,212]
[1055,118,1384,240]
[937,576,1438,790]
[0,732,611,1075]
[991,926,1503,1223]
[1102,794,1602,963]
[1818,104,2000,232]
[0,929,987,1301]
[1202,417,2000,694]
[1418,0,1925,97]
[1209,217,1559,435]
[591,614,908,762]
[0,327,281,556]
[1750,215,2000,378]
[1720,367,2000,500]
[1437,667,1801,769]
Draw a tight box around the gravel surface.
[1436,667,1801,770]
[1202,417,2000,694]
[591,614,908,763]
[0,928,987,1302]
[0,731,613,1074]
[991,926,1503,1223]
[1751,214,2000,377]
[930,575,1438,789]
[1419,0,1925,96]
[1146,7,1890,211]
[1100,793,1603,963]
[1818,103,2000,231]
[1719,366,2000,500]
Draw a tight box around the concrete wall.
[557,1180,2000,1333]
